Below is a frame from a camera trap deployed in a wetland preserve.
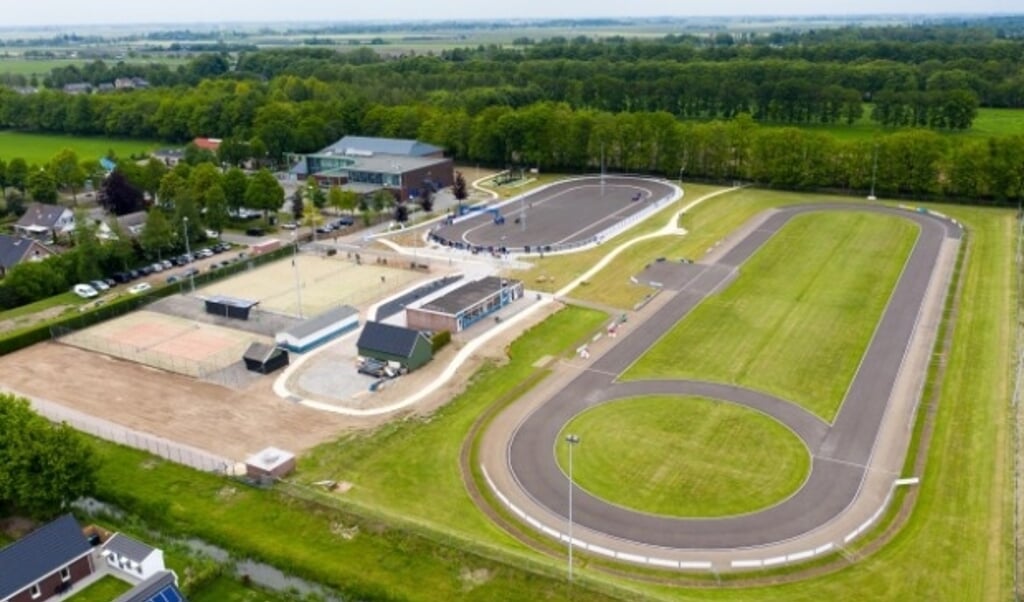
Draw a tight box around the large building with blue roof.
[287,136,453,201]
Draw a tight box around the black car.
[336,215,355,226]
[140,265,154,276]
[128,269,142,280]
[246,227,265,236]
[112,272,130,284]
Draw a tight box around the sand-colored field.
[62,310,270,377]
[200,254,425,317]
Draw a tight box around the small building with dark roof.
[406,277,524,334]
[113,570,187,602]
[0,234,55,277]
[275,305,359,353]
[356,321,433,371]
[101,533,166,582]
[0,514,94,602]
[204,295,259,321]
[242,342,290,374]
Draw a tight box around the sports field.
[0,131,160,165]
[61,310,270,377]
[555,396,810,517]
[199,253,425,317]
[625,211,919,421]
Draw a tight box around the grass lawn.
[625,211,918,421]
[70,576,131,601]
[187,576,295,602]
[0,291,84,323]
[0,57,190,77]
[0,131,161,165]
[555,396,810,517]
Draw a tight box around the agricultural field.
[555,395,810,517]
[777,106,1024,141]
[0,56,190,77]
[0,131,161,165]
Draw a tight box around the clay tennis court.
[199,253,426,317]
[61,310,270,378]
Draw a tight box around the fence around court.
[14,390,238,475]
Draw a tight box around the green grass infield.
[625,211,918,421]
[555,395,810,518]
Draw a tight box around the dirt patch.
[0,516,36,540]
[0,342,385,461]
[0,304,74,333]
[459,567,493,590]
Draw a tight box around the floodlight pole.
[292,232,304,319]
[600,144,606,197]
[566,434,581,583]
[868,143,879,201]
[182,217,194,294]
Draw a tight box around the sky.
[0,1,1014,28]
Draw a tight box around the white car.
[128,282,152,295]
[72,284,99,299]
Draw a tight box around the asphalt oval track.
[505,203,962,550]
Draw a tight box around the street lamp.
[292,231,304,319]
[182,217,194,294]
[565,433,581,583]
[868,143,879,201]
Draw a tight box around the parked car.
[205,229,220,239]
[112,272,130,284]
[139,266,154,276]
[160,259,173,270]
[72,284,99,299]
[245,227,265,236]
[335,216,355,226]
[104,278,117,288]
[183,267,200,277]
[316,225,333,234]
[89,280,109,292]
[166,275,179,284]
[150,263,165,273]
[358,358,397,379]
[280,222,298,230]
[215,242,232,252]
[128,282,152,295]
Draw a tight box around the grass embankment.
[625,211,917,421]
[70,576,131,601]
[555,396,810,517]
[93,306,623,602]
[0,131,160,164]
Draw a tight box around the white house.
[96,211,148,241]
[14,204,75,242]
[100,534,166,582]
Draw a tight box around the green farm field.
[555,396,810,517]
[778,106,1024,141]
[0,131,160,165]
[0,56,189,77]
[82,187,1014,601]
[625,211,918,421]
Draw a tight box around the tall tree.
[292,189,305,222]
[7,158,28,194]
[48,148,85,203]
[244,168,285,223]
[222,167,248,212]
[452,171,468,206]
[140,209,174,260]
[26,168,58,203]
[100,170,145,215]
[0,394,96,519]
[71,212,103,282]
[205,185,230,235]
[141,158,169,200]
[188,162,223,210]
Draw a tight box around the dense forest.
[1,22,1024,203]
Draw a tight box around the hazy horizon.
[0,1,1015,29]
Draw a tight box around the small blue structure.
[100,157,117,173]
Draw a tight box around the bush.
[430,330,451,353]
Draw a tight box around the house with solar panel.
[113,570,186,602]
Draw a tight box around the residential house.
[152,148,184,167]
[0,234,55,277]
[0,514,95,602]
[96,82,115,93]
[192,138,221,152]
[114,78,136,90]
[100,533,167,582]
[97,211,148,241]
[113,570,187,602]
[13,203,75,242]
[62,82,92,95]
